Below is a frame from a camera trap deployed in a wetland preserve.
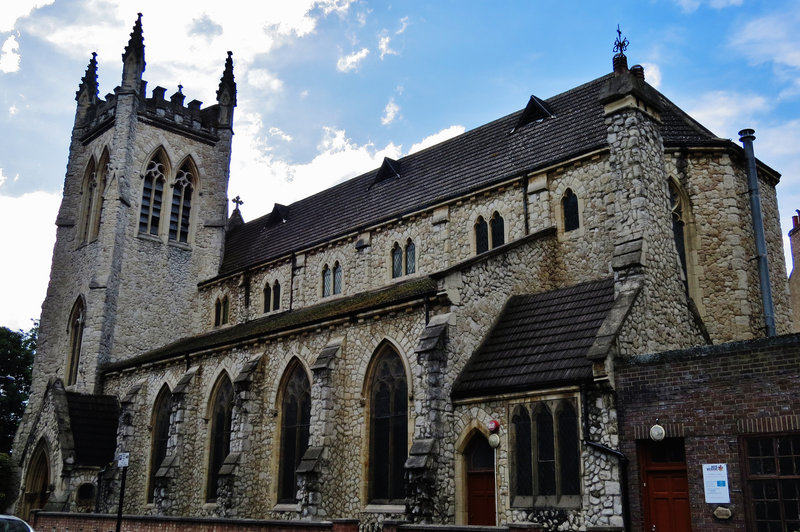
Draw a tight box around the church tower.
[12,15,236,513]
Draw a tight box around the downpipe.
[739,129,776,337]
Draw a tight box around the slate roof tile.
[452,278,615,399]
[219,75,726,276]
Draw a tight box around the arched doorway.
[465,433,496,525]
[22,441,51,521]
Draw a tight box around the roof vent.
[630,64,645,81]
[266,203,289,226]
[373,157,401,185]
[511,95,555,133]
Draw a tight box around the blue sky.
[1,0,799,330]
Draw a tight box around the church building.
[12,16,797,532]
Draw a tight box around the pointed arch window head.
[149,385,173,503]
[278,362,311,503]
[333,262,342,295]
[169,161,194,243]
[263,284,272,313]
[214,296,229,326]
[272,280,281,311]
[475,216,489,254]
[669,179,689,287]
[405,240,416,275]
[490,212,505,248]
[66,297,85,386]
[79,157,105,244]
[562,189,580,232]
[322,265,331,297]
[140,153,167,236]
[368,345,408,503]
[391,243,403,279]
[207,374,234,502]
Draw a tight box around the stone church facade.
[12,17,793,531]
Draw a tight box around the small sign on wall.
[702,463,730,503]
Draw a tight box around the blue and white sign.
[702,463,730,503]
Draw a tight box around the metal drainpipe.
[581,384,631,532]
[739,129,776,337]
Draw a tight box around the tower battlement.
[74,14,235,142]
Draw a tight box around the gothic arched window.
[510,399,581,507]
[207,374,234,502]
[215,296,229,326]
[512,405,533,498]
[669,179,689,292]
[367,345,408,503]
[272,280,281,311]
[264,284,272,313]
[66,297,85,386]
[333,262,342,295]
[562,189,579,232]
[140,152,167,236]
[322,265,331,297]
[490,212,505,248]
[78,157,97,244]
[169,160,195,243]
[475,216,489,254]
[148,385,173,503]
[278,361,311,503]
[557,402,580,496]
[391,243,403,279]
[405,240,416,275]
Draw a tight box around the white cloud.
[19,0,356,100]
[396,16,409,35]
[9,105,18,115]
[0,34,21,73]
[378,35,397,60]
[407,125,466,155]
[248,68,284,91]
[673,0,741,12]
[228,112,400,218]
[337,47,369,72]
[0,191,60,330]
[0,0,54,33]
[684,90,771,139]
[732,7,800,83]
[640,62,662,89]
[381,97,400,125]
[268,126,292,142]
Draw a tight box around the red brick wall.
[31,513,357,532]
[616,333,800,532]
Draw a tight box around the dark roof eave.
[102,277,440,374]
[451,374,594,402]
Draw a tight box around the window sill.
[137,232,163,244]
[167,240,192,251]
[363,503,405,514]
[273,502,300,512]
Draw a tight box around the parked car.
[0,516,34,532]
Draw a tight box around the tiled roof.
[65,392,119,466]
[451,278,615,400]
[220,75,726,276]
[103,276,438,373]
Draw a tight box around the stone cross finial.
[613,25,629,55]
[232,196,243,208]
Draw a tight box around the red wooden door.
[640,439,692,532]
[465,435,496,526]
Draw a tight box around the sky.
[1,0,800,331]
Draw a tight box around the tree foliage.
[0,323,36,454]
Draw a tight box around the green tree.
[0,323,36,454]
